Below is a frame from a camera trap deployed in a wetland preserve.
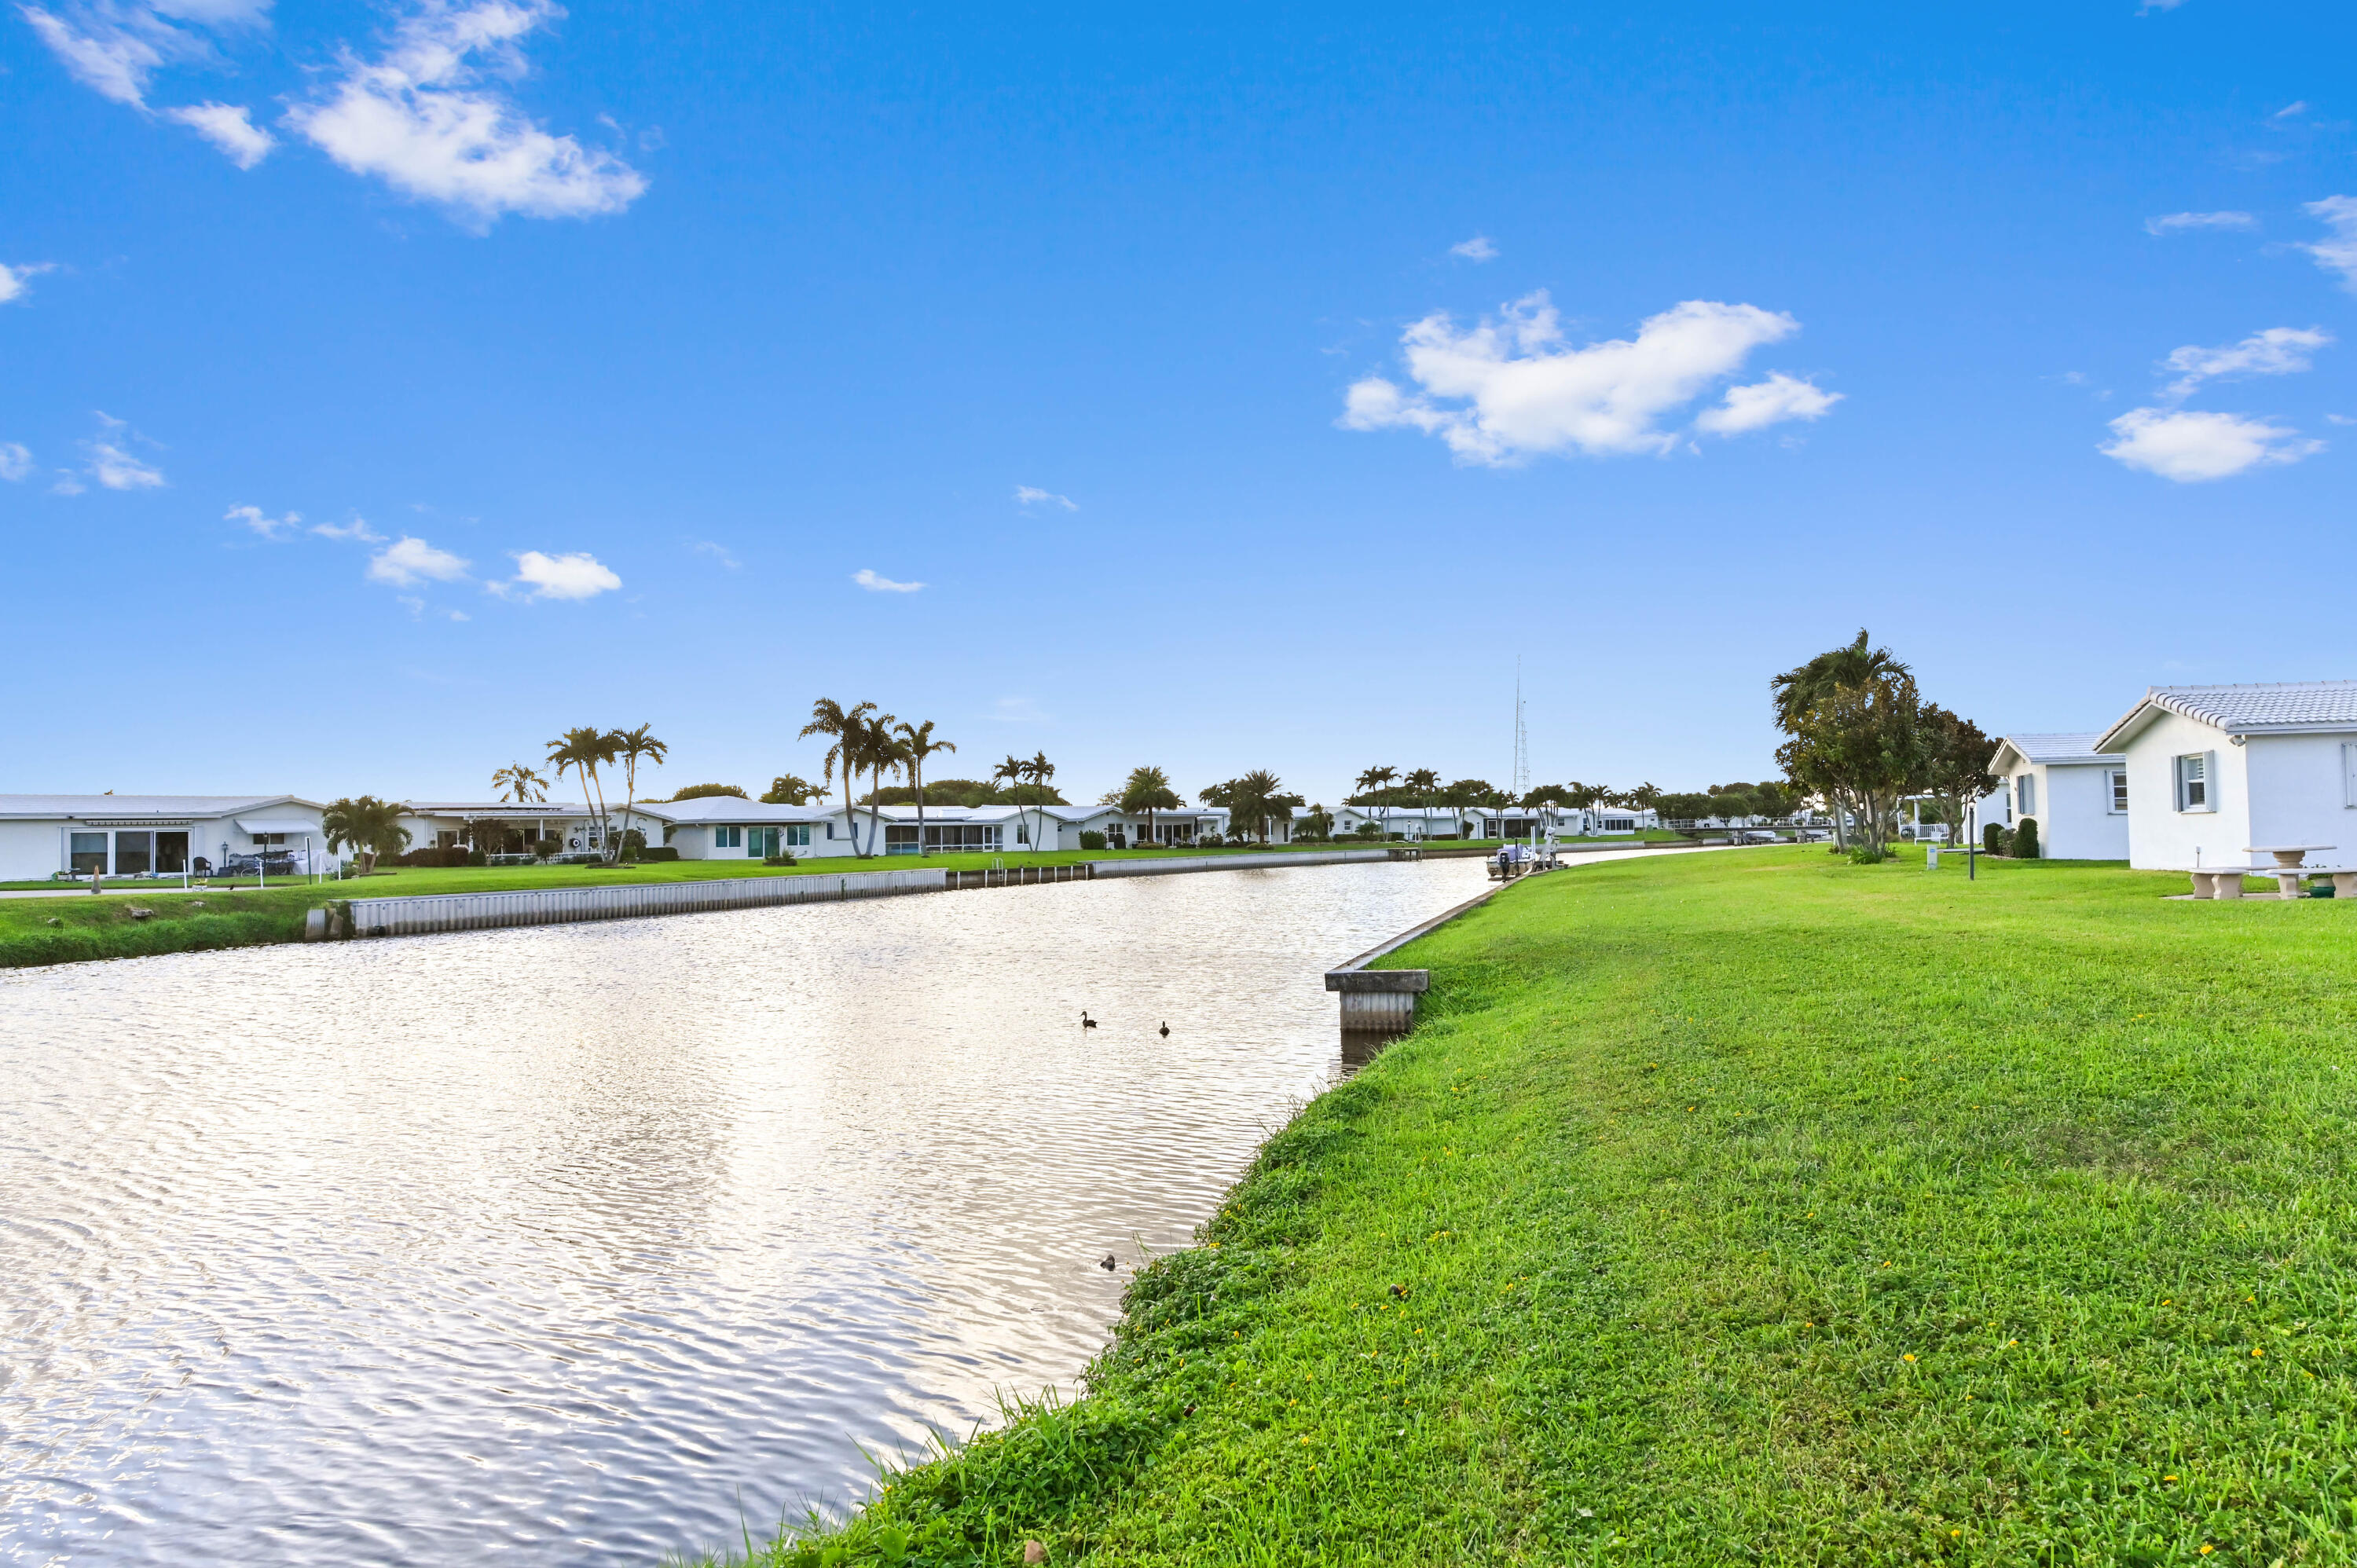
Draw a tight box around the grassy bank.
[0,843,1402,969]
[739,846,2357,1565]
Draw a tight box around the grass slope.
[740,847,2357,1566]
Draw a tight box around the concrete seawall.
[333,848,1418,940]
[341,867,949,938]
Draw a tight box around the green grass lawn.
[0,843,1397,968]
[739,846,2357,1566]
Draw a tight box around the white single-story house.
[401,800,603,857]
[2094,680,2357,871]
[1981,734,2128,859]
[0,794,332,881]
[621,798,835,859]
[1331,803,1651,841]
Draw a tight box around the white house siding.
[2242,733,2357,865]
[2025,764,2129,860]
[2120,710,2252,870]
[0,797,330,881]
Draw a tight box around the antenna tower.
[1512,658,1530,797]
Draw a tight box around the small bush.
[1198,832,1224,848]
[637,846,681,863]
[761,852,796,866]
[1846,844,1888,865]
[2012,816,2040,859]
[531,837,561,860]
[1354,822,1383,840]
[466,848,487,867]
[1983,823,2011,855]
[1079,830,1108,850]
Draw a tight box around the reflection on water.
[0,858,1489,1568]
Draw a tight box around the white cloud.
[2303,196,2357,291]
[0,262,58,304]
[284,1,647,224]
[167,101,273,166]
[988,696,1047,723]
[368,534,471,585]
[2275,101,2311,121]
[691,540,739,570]
[1449,235,1497,262]
[0,443,30,481]
[2159,326,2331,401]
[2100,408,2322,482]
[2143,210,2256,236]
[1694,372,1841,435]
[852,568,923,592]
[16,0,264,106]
[86,440,163,489]
[225,502,299,537]
[507,548,620,599]
[310,515,384,541]
[1014,485,1076,511]
[1340,292,1822,463]
[20,3,172,104]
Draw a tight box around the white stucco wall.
[2121,711,2250,870]
[2242,732,2357,867]
[0,805,332,881]
[2017,763,2129,860]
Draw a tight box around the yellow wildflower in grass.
[1902,1354,1916,1363]
[2201,1547,2215,1556]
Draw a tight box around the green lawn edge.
[0,840,1555,970]
[709,845,2357,1566]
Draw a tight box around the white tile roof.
[625,800,832,824]
[0,793,314,819]
[1996,733,2122,767]
[403,801,592,816]
[2098,680,2357,749]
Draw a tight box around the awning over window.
[235,819,318,835]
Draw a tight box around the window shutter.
[2346,742,2357,808]
[2205,751,2218,812]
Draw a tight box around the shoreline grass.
[717,845,2357,1565]
[0,840,1495,969]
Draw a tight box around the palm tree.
[610,723,668,859]
[895,719,957,855]
[1403,768,1440,804]
[492,762,548,804]
[1232,768,1288,843]
[801,698,878,856]
[860,711,907,855]
[1118,765,1182,847]
[1025,750,1057,855]
[1770,629,1907,732]
[321,795,411,874]
[547,727,621,860]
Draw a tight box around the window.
[1016,823,1029,844]
[2176,753,2212,812]
[748,826,780,858]
[70,831,106,875]
[713,825,742,849]
[786,823,811,848]
[114,831,152,875]
[2108,771,2128,814]
[156,831,189,874]
[918,824,1003,851]
[2017,773,2036,818]
[255,832,288,848]
[885,825,921,855]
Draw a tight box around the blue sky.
[4,2,2353,808]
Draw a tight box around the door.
[156,831,189,874]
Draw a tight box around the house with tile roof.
[1984,733,2128,859]
[2092,681,2357,871]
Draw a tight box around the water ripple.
[0,859,1490,1567]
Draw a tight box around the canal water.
[0,856,1491,1568]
